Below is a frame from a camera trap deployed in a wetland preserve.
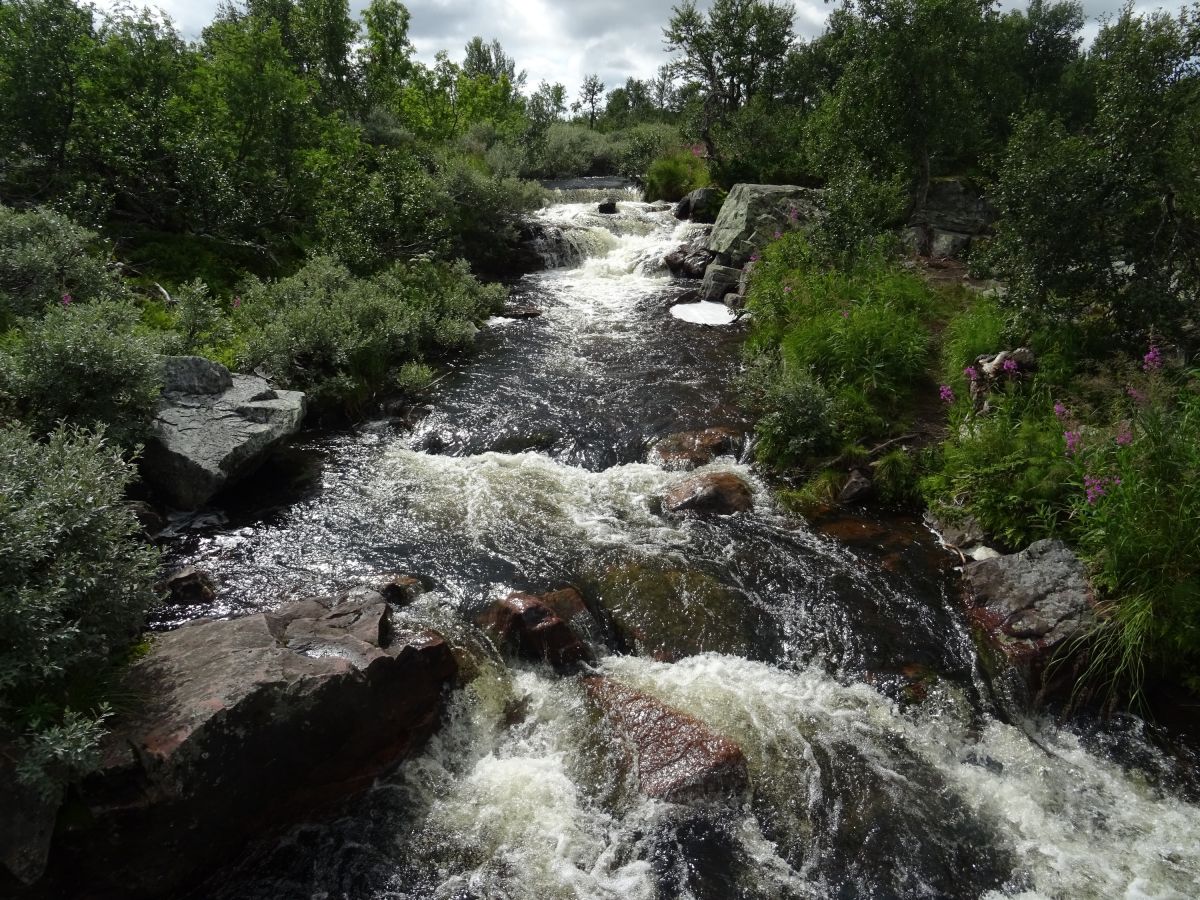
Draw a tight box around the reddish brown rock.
[585,676,748,802]
[374,572,428,606]
[479,591,592,668]
[34,594,456,899]
[662,472,754,516]
[649,428,742,471]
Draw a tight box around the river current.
[167,186,1200,899]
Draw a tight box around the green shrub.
[1,301,162,448]
[921,390,1070,549]
[1067,377,1200,698]
[744,356,838,469]
[606,123,681,178]
[744,234,938,465]
[643,150,710,202]
[163,279,233,358]
[238,255,504,416]
[531,123,614,178]
[0,423,160,794]
[0,204,124,321]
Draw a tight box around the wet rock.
[141,356,306,509]
[664,245,718,280]
[706,184,824,267]
[155,566,216,607]
[649,427,742,471]
[37,593,456,899]
[673,187,721,224]
[587,561,763,661]
[479,591,592,668]
[839,470,874,504]
[374,573,428,607]
[662,472,753,516]
[698,263,742,303]
[585,676,748,803]
[963,539,1096,671]
[500,304,542,319]
[925,511,985,550]
[598,199,618,214]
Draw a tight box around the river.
[166,185,1200,899]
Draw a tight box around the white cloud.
[92,0,1159,99]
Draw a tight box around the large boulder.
[963,539,1095,671]
[478,589,594,668]
[673,187,721,224]
[141,356,306,509]
[37,594,457,899]
[662,471,754,516]
[585,676,748,803]
[706,184,824,267]
[907,178,996,260]
[649,427,742,471]
[699,263,743,303]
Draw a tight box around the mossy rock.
[584,559,761,661]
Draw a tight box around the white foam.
[670,301,739,326]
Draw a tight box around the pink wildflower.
[60,293,72,307]
[1143,344,1163,372]
[1002,358,1019,376]
[1064,430,1082,457]
[1084,474,1121,505]
[232,295,242,309]
[1115,427,1133,446]
[939,384,955,404]
[963,366,979,382]
[1053,401,1069,420]
[1126,386,1147,405]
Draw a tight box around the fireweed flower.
[1126,386,1147,405]
[60,293,72,306]
[1084,474,1121,505]
[939,384,955,404]
[1143,344,1163,372]
[1002,358,1019,375]
[1064,430,1082,456]
[232,295,242,309]
[773,230,782,239]
[1053,401,1069,420]
[841,309,850,319]
[1116,427,1133,446]
[963,366,979,381]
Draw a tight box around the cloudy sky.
[92,0,1168,99]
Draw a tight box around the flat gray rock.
[141,356,306,509]
[963,539,1095,666]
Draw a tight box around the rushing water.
[169,185,1200,900]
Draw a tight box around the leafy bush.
[1,301,162,448]
[643,150,710,202]
[1066,375,1200,698]
[163,279,233,358]
[238,255,504,416]
[742,355,837,469]
[0,423,159,794]
[0,204,124,321]
[921,390,1071,549]
[606,123,681,178]
[744,234,939,466]
[531,123,614,178]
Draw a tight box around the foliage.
[238,255,503,416]
[643,150,710,202]
[1067,375,1200,698]
[0,423,159,793]
[0,204,124,321]
[1,301,162,447]
[984,6,1200,339]
[744,234,939,466]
